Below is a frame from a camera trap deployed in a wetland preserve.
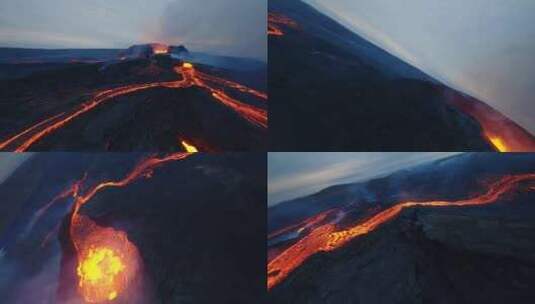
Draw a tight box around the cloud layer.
[268,152,459,206]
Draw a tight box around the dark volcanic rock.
[269,0,494,151]
[0,56,267,151]
[0,153,266,304]
[268,153,535,233]
[270,198,535,304]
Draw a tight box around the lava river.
[34,152,193,302]
[447,92,535,152]
[0,63,267,152]
[267,173,535,290]
[268,12,298,36]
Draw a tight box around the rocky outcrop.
[270,198,535,304]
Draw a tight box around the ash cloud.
[157,0,266,61]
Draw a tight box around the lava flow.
[180,139,198,152]
[447,93,535,152]
[0,62,267,151]
[32,153,193,302]
[268,12,298,36]
[267,173,535,290]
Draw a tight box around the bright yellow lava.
[182,62,193,69]
[181,140,198,152]
[489,136,508,152]
[77,247,125,302]
[108,291,117,300]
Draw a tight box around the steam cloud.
[157,0,266,61]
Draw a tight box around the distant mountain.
[268,153,535,232]
[118,43,189,60]
[269,0,535,151]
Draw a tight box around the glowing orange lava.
[0,62,267,151]
[267,173,535,290]
[73,215,139,303]
[33,153,194,302]
[447,93,535,152]
[151,43,169,55]
[268,12,298,36]
[180,139,198,152]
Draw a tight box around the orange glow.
[73,215,138,303]
[0,62,267,151]
[447,94,535,152]
[267,173,535,290]
[151,43,169,55]
[489,137,508,152]
[180,139,198,152]
[268,13,298,36]
[55,153,193,302]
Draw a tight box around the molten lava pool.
[73,215,140,303]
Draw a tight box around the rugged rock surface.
[269,0,496,150]
[270,196,535,304]
[0,153,266,303]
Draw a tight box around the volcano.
[268,153,535,303]
[0,44,267,151]
[0,152,266,303]
[268,0,535,151]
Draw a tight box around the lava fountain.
[267,173,535,290]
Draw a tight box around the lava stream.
[447,93,535,152]
[267,173,535,290]
[268,12,298,36]
[176,64,268,128]
[33,153,193,302]
[180,139,198,152]
[0,62,267,151]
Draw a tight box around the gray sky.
[0,153,33,184]
[306,0,535,134]
[0,0,266,60]
[268,152,460,207]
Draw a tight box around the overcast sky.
[306,0,535,134]
[0,153,33,184]
[0,0,266,60]
[268,152,459,207]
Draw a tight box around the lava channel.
[0,62,266,151]
[267,173,535,290]
[31,153,193,302]
[268,12,298,36]
[447,92,535,152]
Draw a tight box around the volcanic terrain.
[268,0,535,151]
[0,152,266,303]
[268,153,535,303]
[0,44,267,151]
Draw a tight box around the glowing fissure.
[34,153,193,302]
[0,62,267,151]
[267,173,535,290]
[268,12,298,36]
[447,94,535,152]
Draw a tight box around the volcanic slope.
[268,153,535,303]
[0,153,266,303]
[268,0,535,151]
[0,55,267,151]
